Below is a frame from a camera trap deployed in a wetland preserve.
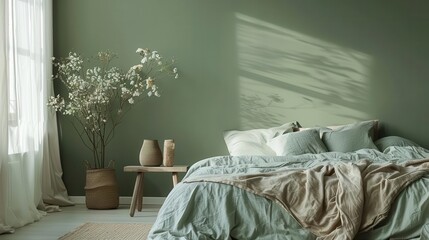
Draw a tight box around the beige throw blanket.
[185,158,429,240]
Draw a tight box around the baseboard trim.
[69,196,166,205]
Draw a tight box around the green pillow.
[375,136,420,152]
[267,129,328,156]
[321,121,378,153]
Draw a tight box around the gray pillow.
[321,121,378,153]
[375,136,420,152]
[267,129,328,156]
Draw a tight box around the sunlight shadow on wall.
[236,13,373,129]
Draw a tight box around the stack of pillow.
[224,120,420,156]
[223,121,299,156]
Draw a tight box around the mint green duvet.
[148,146,429,240]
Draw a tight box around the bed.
[148,120,429,239]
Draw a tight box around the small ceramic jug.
[139,139,162,166]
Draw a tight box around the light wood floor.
[0,204,161,240]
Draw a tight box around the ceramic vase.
[139,139,162,166]
[163,139,175,167]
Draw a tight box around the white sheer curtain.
[0,0,73,234]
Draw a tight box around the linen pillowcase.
[299,120,379,140]
[223,121,299,156]
[321,120,378,153]
[267,129,328,156]
[375,136,420,152]
[325,120,379,141]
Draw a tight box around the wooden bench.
[123,165,189,217]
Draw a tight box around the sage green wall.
[54,0,429,197]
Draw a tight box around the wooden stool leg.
[129,173,142,217]
[137,173,144,211]
[172,172,179,187]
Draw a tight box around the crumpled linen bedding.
[148,146,429,240]
[185,159,429,239]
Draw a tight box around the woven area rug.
[58,222,153,240]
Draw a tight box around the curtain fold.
[0,0,14,234]
[0,0,73,234]
[39,0,74,207]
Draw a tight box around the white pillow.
[223,122,299,156]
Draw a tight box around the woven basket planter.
[85,168,119,209]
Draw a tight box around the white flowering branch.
[48,49,178,169]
